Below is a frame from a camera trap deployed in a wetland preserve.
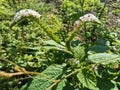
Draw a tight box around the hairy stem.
[66,23,83,53]
[84,24,89,59]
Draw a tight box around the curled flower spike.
[74,14,101,29]
[79,14,101,24]
[67,14,101,52]
[11,9,41,27]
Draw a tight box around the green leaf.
[55,79,67,90]
[88,53,120,64]
[89,38,109,53]
[77,68,99,90]
[96,38,108,45]
[42,40,65,49]
[41,40,71,54]
[21,64,66,90]
[73,46,85,61]
[39,19,61,44]
[89,45,108,53]
[97,77,118,90]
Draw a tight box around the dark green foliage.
[96,77,118,90]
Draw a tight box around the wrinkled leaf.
[77,68,98,90]
[21,64,66,90]
[73,46,85,61]
[55,79,67,90]
[88,53,120,64]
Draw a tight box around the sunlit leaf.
[77,68,99,90]
[88,53,120,64]
[55,79,67,90]
[21,64,66,90]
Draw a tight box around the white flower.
[73,14,101,29]
[13,9,41,23]
[79,14,101,24]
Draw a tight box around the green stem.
[98,1,107,20]
[84,24,89,59]
[66,23,83,52]
[80,0,85,15]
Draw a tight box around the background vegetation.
[0,0,120,90]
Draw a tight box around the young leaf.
[73,46,85,61]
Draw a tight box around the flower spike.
[79,14,101,24]
[11,9,41,27]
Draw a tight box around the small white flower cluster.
[13,9,41,23]
[79,14,101,24]
[74,14,101,29]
